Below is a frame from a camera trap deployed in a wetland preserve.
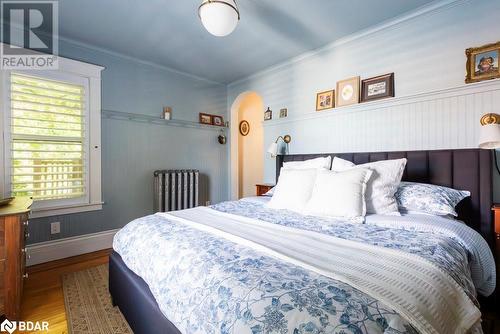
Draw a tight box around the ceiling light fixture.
[198,0,240,37]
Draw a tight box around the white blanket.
[162,207,480,334]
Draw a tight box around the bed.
[109,149,496,334]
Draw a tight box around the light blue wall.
[28,41,228,244]
[227,0,500,202]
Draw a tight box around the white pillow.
[265,168,318,213]
[331,157,407,214]
[303,168,373,219]
[283,156,331,170]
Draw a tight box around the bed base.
[109,251,181,334]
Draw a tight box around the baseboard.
[26,229,119,266]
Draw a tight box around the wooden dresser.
[0,197,32,320]
[256,183,274,196]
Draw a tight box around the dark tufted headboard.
[276,149,494,248]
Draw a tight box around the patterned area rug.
[62,265,132,334]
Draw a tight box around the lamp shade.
[199,0,239,37]
[267,142,278,157]
[479,123,500,149]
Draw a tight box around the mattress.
[112,198,494,334]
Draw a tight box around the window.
[9,73,87,201]
[1,54,103,218]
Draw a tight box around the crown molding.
[4,22,224,86]
[228,0,470,88]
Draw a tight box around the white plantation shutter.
[9,73,86,201]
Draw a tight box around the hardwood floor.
[20,249,112,334]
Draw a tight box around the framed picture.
[239,120,250,136]
[316,90,335,111]
[336,76,360,107]
[212,115,224,126]
[279,108,288,118]
[361,73,395,102]
[465,41,500,83]
[264,107,272,120]
[199,113,212,125]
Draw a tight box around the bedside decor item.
[199,113,212,125]
[264,107,272,120]
[279,108,288,118]
[212,115,224,126]
[0,197,14,206]
[162,106,172,120]
[239,120,250,136]
[361,73,395,102]
[478,113,500,174]
[267,134,291,157]
[316,90,334,111]
[336,76,360,107]
[198,0,240,37]
[218,129,227,144]
[465,41,500,83]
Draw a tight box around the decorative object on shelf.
[267,134,291,157]
[279,108,288,118]
[478,112,500,174]
[465,41,500,83]
[212,115,224,126]
[218,128,227,144]
[361,73,395,102]
[336,76,360,107]
[316,90,334,111]
[198,0,240,37]
[162,106,172,120]
[239,120,250,136]
[199,113,213,125]
[264,107,272,120]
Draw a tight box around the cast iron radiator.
[154,169,199,212]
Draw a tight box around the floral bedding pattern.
[113,199,486,334]
[395,181,470,216]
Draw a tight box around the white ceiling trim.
[228,0,469,87]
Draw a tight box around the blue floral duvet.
[112,198,494,334]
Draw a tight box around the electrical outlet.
[50,221,60,234]
[205,201,211,206]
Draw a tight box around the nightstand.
[493,205,500,240]
[256,183,274,196]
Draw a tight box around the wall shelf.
[101,109,228,131]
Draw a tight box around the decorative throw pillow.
[265,168,318,213]
[396,182,470,217]
[303,168,373,219]
[283,156,331,170]
[331,157,407,215]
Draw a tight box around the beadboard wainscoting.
[260,80,500,184]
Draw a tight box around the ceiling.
[58,0,435,83]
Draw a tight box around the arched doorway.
[230,92,264,199]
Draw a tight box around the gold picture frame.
[336,76,360,107]
[316,90,335,111]
[465,41,500,84]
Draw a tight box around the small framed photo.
[199,113,212,125]
[264,107,272,120]
[336,76,360,107]
[361,73,394,102]
[239,120,250,136]
[465,42,500,83]
[279,108,288,118]
[316,90,335,111]
[212,115,224,126]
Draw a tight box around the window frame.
[0,47,104,218]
